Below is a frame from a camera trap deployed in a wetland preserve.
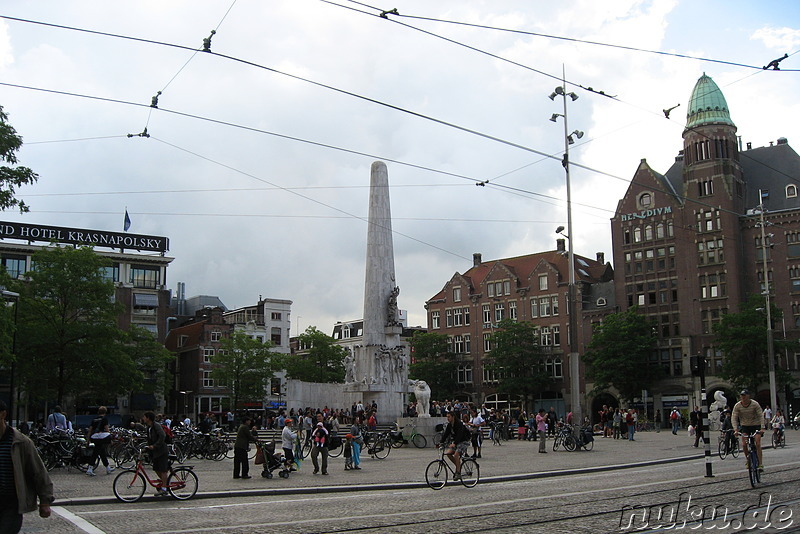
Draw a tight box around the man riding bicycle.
[731,389,764,470]
[439,411,471,480]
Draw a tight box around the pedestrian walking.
[310,422,330,475]
[86,406,114,477]
[0,400,54,534]
[536,409,548,453]
[233,416,257,479]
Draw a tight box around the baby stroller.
[257,441,290,479]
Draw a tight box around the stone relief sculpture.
[410,379,431,418]
[387,286,401,326]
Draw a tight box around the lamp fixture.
[550,113,562,122]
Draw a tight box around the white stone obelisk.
[345,161,407,420]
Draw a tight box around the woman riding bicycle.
[771,409,785,439]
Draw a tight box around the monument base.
[395,416,447,448]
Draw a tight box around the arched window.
[633,227,642,243]
[787,184,798,198]
[644,225,653,240]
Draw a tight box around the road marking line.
[52,506,106,534]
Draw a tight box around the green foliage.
[486,319,550,410]
[279,326,346,383]
[584,307,662,403]
[408,331,460,399]
[713,295,796,393]
[0,106,38,212]
[121,325,175,398]
[211,330,276,409]
[13,246,147,406]
[0,269,17,368]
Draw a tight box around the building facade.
[425,246,613,413]
[0,221,173,420]
[611,74,800,416]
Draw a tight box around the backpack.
[162,423,174,444]
[670,411,678,421]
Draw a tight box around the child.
[344,433,354,470]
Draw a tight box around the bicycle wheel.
[772,433,780,449]
[116,447,137,469]
[412,433,427,449]
[582,438,594,451]
[718,440,728,460]
[730,440,739,458]
[460,459,479,488]
[563,435,577,452]
[552,435,562,452]
[328,440,343,458]
[780,432,786,447]
[425,460,447,490]
[302,440,312,458]
[373,438,391,459]
[168,467,198,500]
[224,439,235,459]
[113,469,146,502]
[433,432,443,448]
[748,450,759,487]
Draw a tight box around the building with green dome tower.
[609,73,800,419]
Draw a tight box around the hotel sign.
[620,206,672,222]
[0,221,169,253]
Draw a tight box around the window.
[495,282,504,296]
[454,308,463,326]
[487,283,495,297]
[271,327,282,345]
[700,273,726,299]
[457,364,473,384]
[464,307,470,325]
[552,326,560,346]
[553,357,563,378]
[446,309,453,327]
[639,193,652,207]
[101,263,119,283]
[509,301,517,320]
[271,312,282,321]
[539,297,550,317]
[483,304,491,324]
[203,348,215,363]
[483,333,491,352]
[644,225,653,240]
[130,265,160,289]
[634,227,642,242]
[504,281,511,295]
[541,327,551,346]
[431,311,440,329]
[698,179,714,196]
[494,303,505,322]
[656,223,665,239]
[551,296,559,316]
[453,287,462,302]
[1,256,26,279]
[210,330,222,342]
[530,298,538,318]
[203,371,214,388]
[539,275,548,291]
[454,335,464,353]
[464,334,471,353]
[787,184,798,198]
[178,335,188,347]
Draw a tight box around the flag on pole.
[123,210,131,232]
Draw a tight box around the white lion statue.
[410,380,431,418]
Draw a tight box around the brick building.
[611,73,800,416]
[425,247,613,413]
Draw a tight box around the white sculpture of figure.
[344,350,356,384]
[710,390,728,412]
[411,380,431,418]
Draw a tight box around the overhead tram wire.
[0,80,766,229]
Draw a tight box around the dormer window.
[596,297,607,307]
[787,185,797,199]
[639,193,652,208]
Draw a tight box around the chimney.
[596,252,605,264]
[473,252,482,267]
[556,239,566,253]
[777,137,788,145]
[746,142,752,150]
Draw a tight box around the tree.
[14,246,134,406]
[279,326,347,383]
[486,319,551,411]
[408,331,460,400]
[713,294,796,393]
[584,307,662,403]
[211,330,277,410]
[0,106,39,212]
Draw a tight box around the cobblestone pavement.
[52,429,703,503]
[18,429,800,534]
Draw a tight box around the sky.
[0,1,799,334]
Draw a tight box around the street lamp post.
[757,191,778,412]
[550,68,583,424]
[2,290,19,426]
[179,390,193,420]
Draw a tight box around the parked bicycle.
[396,421,427,448]
[113,448,198,502]
[425,448,479,490]
[717,429,739,459]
